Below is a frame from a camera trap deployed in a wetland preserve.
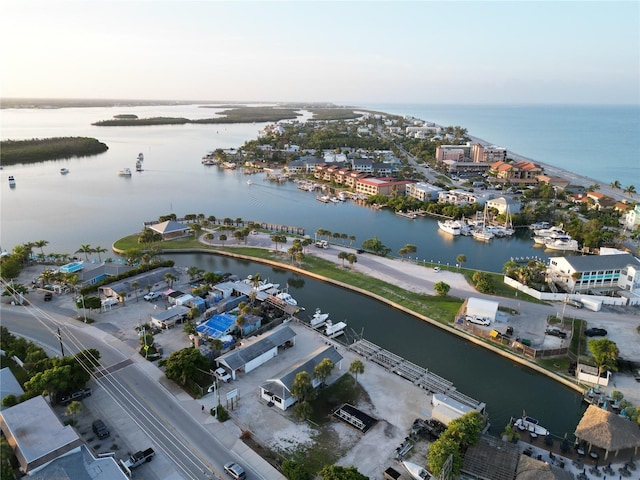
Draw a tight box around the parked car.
[224,462,246,480]
[58,387,92,405]
[144,291,162,301]
[545,328,567,339]
[565,299,583,309]
[433,267,441,272]
[585,328,607,337]
[44,292,53,301]
[92,419,110,439]
[466,315,491,326]
[214,367,231,383]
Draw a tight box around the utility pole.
[56,327,65,356]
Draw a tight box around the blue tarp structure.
[196,312,237,339]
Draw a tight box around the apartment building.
[472,144,507,163]
[355,178,413,197]
[406,182,445,202]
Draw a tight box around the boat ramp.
[347,338,485,414]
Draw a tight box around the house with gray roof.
[548,252,640,298]
[260,345,343,411]
[28,445,128,480]
[216,325,296,379]
[98,266,181,302]
[0,396,83,475]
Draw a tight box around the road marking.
[95,358,133,378]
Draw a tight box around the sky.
[1,1,638,105]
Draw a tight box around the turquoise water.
[369,103,640,186]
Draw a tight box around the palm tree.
[338,251,349,267]
[456,254,467,270]
[610,180,621,190]
[75,244,93,261]
[624,185,636,197]
[65,400,83,424]
[219,234,227,245]
[33,240,49,257]
[94,246,107,262]
[164,273,177,288]
[349,359,365,384]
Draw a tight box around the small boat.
[396,211,417,219]
[137,153,144,162]
[533,225,566,238]
[117,168,132,176]
[324,319,347,338]
[247,179,252,186]
[135,160,143,172]
[316,195,330,203]
[401,460,433,480]
[8,175,16,187]
[472,228,494,242]
[60,168,69,175]
[276,291,298,306]
[310,308,329,328]
[221,162,237,169]
[514,415,549,436]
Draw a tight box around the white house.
[623,204,640,230]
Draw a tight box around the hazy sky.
[1,1,638,104]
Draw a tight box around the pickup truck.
[58,387,92,405]
[120,448,155,472]
[214,367,231,383]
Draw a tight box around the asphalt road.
[1,304,271,480]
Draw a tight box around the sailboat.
[472,205,494,242]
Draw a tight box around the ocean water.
[368,103,640,187]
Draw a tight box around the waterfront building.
[623,204,640,230]
[286,156,323,174]
[438,189,489,206]
[355,177,413,197]
[491,160,543,182]
[547,252,640,296]
[471,143,507,163]
[486,196,521,215]
[435,143,473,163]
[147,220,191,240]
[570,191,617,211]
[537,174,571,190]
[442,160,491,177]
[406,182,444,202]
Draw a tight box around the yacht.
[8,175,16,187]
[60,168,69,175]
[544,237,579,252]
[117,168,132,176]
[472,228,494,242]
[310,308,329,328]
[438,219,461,235]
[514,415,550,437]
[276,291,298,306]
[324,319,347,338]
[533,225,566,238]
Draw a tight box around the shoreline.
[118,234,639,407]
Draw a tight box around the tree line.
[0,137,109,165]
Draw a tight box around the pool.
[59,262,84,273]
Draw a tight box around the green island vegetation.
[0,137,109,165]
[92,105,366,126]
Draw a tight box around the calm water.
[0,104,598,437]
[167,252,585,439]
[0,104,611,271]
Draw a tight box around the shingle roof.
[217,325,296,371]
[558,253,640,272]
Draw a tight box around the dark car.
[545,328,567,339]
[585,327,607,337]
[92,419,110,439]
[58,388,92,406]
[44,292,53,301]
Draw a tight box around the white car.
[144,291,162,301]
[466,315,491,326]
[214,367,231,383]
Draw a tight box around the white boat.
[472,228,494,242]
[438,219,461,235]
[117,168,132,176]
[396,211,417,219]
[544,237,579,252]
[533,225,566,238]
[324,319,347,338]
[514,415,549,437]
[329,196,340,203]
[60,168,69,175]
[401,460,433,480]
[247,179,252,186]
[310,308,329,328]
[202,158,216,165]
[316,195,330,203]
[530,221,550,230]
[276,291,298,306]
[8,175,16,187]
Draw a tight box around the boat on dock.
[396,211,417,219]
[401,460,433,480]
[544,236,579,252]
[316,195,330,203]
[438,219,461,235]
[310,308,330,328]
[276,291,298,306]
[324,319,347,338]
[514,414,549,437]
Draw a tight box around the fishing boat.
[8,175,16,187]
[544,237,579,252]
[276,291,298,306]
[117,168,132,176]
[514,414,549,436]
[396,211,417,219]
[310,308,329,328]
[401,460,433,480]
[60,168,69,175]
[324,319,347,338]
[472,205,494,242]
